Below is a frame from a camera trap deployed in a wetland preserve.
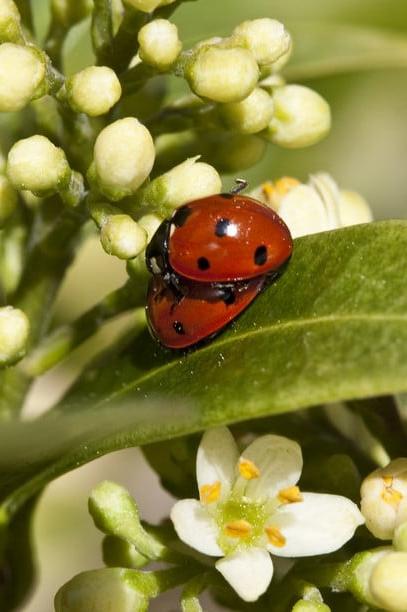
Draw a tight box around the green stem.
[0,209,85,420]
[127,565,202,599]
[121,63,159,96]
[14,0,33,32]
[92,0,114,65]
[23,278,147,377]
[110,7,148,73]
[45,21,66,70]
[181,573,211,612]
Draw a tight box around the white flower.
[171,427,364,602]
[361,459,407,540]
[250,174,373,238]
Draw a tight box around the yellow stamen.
[382,475,394,487]
[239,457,261,480]
[224,519,252,538]
[278,485,303,504]
[265,525,286,548]
[261,181,275,201]
[199,481,221,505]
[382,487,403,509]
[274,176,300,196]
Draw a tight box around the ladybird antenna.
[230,178,248,195]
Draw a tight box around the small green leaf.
[285,22,407,80]
[1,221,407,519]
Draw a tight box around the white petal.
[278,184,329,238]
[196,427,239,500]
[216,548,273,602]
[239,435,302,501]
[170,499,222,556]
[268,492,364,557]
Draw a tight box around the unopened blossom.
[0,43,46,112]
[100,215,147,260]
[232,18,291,66]
[138,20,182,71]
[266,85,331,148]
[219,87,274,134]
[250,173,372,238]
[361,459,407,540]
[0,305,30,366]
[65,66,122,116]
[171,427,364,602]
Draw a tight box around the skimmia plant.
[0,0,407,610]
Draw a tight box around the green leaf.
[1,221,407,518]
[284,22,407,81]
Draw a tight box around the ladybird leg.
[218,285,237,306]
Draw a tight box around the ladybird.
[146,274,266,350]
[146,192,293,284]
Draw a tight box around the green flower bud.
[123,0,176,12]
[103,535,149,569]
[54,568,148,612]
[89,481,142,542]
[138,157,221,216]
[347,547,391,607]
[209,133,267,173]
[65,66,122,116]
[0,43,47,112]
[0,175,18,225]
[7,135,71,195]
[138,213,162,242]
[51,0,93,27]
[266,85,331,148]
[138,19,182,71]
[100,215,147,260]
[370,552,407,611]
[0,305,30,366]
[219,87,274,134]
[183,44,259,103]
[91,118,155,201]
[0,0,22,43]
[233,18,291,66]
[292,601,331,612]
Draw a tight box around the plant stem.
[92,0,114,66]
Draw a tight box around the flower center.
[216,497,269,554]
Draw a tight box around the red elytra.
[146,275,266,350]
[167,194,293,283]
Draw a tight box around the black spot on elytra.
[223,288,236,305]
[172,206,192,227]
[197,257,210,270]
[173,321,185,335]
[254,245,267,266]
[215,218,231,237]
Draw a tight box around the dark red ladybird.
[146,193,293,283]
[146,275,265,350]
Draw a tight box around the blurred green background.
[20,0,407,609]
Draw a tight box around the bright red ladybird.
[146,274,266,350]
[146,192,293,283]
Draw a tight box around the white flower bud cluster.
[250,173,372,238]
[0,305,30,366]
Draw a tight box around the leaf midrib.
[98,312,407,405]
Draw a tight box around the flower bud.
[0,306,30,366]
[100,215,147,260]
[183,44,259,103]
[219,87,274,134]
[0,0,22,43]
[91,118,155,201]
[292,601,331,612]
[138,157,221,216]
[51,0,93,27]
[89,481,142,542]
[266,85,331,148]
[0,175,18,225]
[138,19,182,71]
[207,133,266,172]
[361,458,407,540]
[65,66,122,116]
[347,547,391,607]
[370,551,407,611]
[103,535,149,569]
[54,568,148,612]
[7,135,71,195]
[338,190,373,226]
[0,43,47,112]
[138,214,162,242]
[232,18,291,66]
[123,0,176,12]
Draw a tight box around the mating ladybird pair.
[145,182,293,349]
